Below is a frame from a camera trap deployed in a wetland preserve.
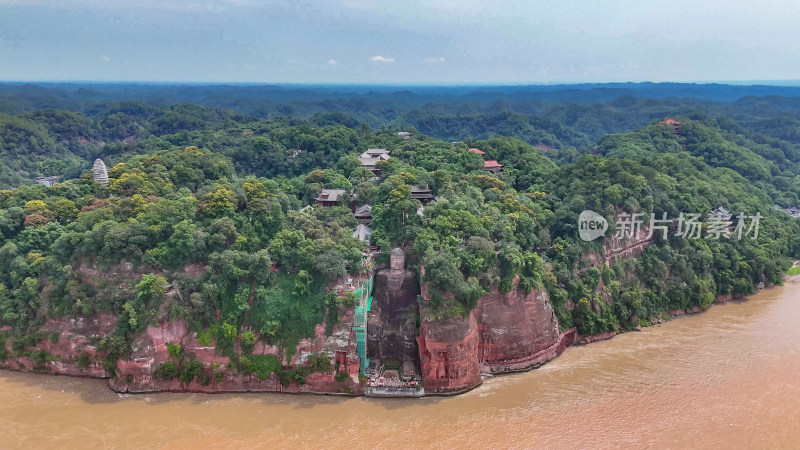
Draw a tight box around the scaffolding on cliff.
[352,274,373,376]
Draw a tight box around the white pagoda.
[93,159,109,186]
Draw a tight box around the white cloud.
[327,59,337,65]
[100,55,111,61]
[425,56,445,63]
[370,55,395,63]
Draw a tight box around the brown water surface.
[2,284,799,449]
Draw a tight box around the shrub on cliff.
[335,370,349,383]
[76,352,91,370]
[308,352,332,373]
[241,330,258,354]
[179,358,203,384]
[196,326,216,347]
[28,349,52,370]
[250,354,280,380]
[154,361,179,380]
[166,342,183,361]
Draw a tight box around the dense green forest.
[5,83,800,189]
[1,84,799,379]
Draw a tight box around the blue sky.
[2,0,800,83]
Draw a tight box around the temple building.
[659,118,682,135]
[359,148,390,176]
[354,204,373,224]
[315,189,347,207]
[484,160,504,174]
[410,185,435,204]
[361,148,390,159]
[353,223,373,242]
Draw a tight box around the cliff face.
[1,308,361,395]
[418,282,569,394]
[417,309,482,394]
[603,227,655,261]
[1,314,117,377]
[476,288,563,373]
[3,263,575,397]
[579,226,655,278]
[112,308,363,394]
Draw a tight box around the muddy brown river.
[1,283,799,449]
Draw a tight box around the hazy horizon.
[3,80,800,87]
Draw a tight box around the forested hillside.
[1,85,799,382]
[5,83,800,189]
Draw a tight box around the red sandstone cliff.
[110,307,363,394]
[1,314,117,377]
[417,278,571,394]
[1,261,362,395]
[417,308,482,394]
[476,288,567,374]
[1,308,362,395]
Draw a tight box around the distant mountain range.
[3,82,800,113]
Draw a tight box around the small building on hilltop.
[712,206,730,216]
[316,189,347,207]
[468,148,485,156]
[659,118,682,135]
[397,131,411,139]
[35,176,59,187]
[484,160,504,174]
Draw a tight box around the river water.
[1,283,799,449]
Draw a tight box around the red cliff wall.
[4,270,579,397]
[1,314,117,377]
[1,309,361,395]
[418,282,569,394]
[112,308,363,395]
[417,309,482,394]
[476,288,563,374]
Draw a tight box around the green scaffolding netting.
[354,306,365,328]
[352,274,374,375]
